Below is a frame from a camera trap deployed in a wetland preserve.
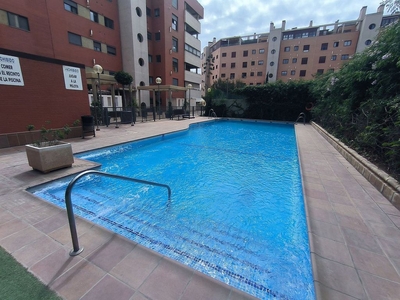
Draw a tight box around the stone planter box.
[25,141,74,173]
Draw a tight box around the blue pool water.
[29,120,315,299]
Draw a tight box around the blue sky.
[198,0,386,49]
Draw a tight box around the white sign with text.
[0,54,24,86]
[63,65,83,90]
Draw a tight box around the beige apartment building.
[202,5,399,93]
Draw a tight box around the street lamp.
[93,64,103,131]
[155,77,162,121]
[187,84,192,115]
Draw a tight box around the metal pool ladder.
[295,112,306,125]
[65,170,172,256]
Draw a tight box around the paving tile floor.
[0,118,399,300]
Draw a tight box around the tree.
[381,0,400,13]
[114,71,133,109]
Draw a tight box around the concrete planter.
[25,141,74,173]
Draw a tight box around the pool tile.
[81,274,135,300]
[312,254,366,299]
[314,282,360,300]
[49,260,106,300]
[349,246,400,282]
[0,225,43,253]
[309,218,343,242]
[308,206,337,224]
[33,211,69,234]
[359,271,400,299]
[336,214,370,233]
[0,218,28,239]
[86,234,136,272]
[138,257,193,300]
[310,234,353,266]
[181,272,231,300]
[331,203,359,218]
[342,228,383,254]
[75,225,115,257]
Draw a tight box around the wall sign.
[0,54,24,86]
[63,65,83,90]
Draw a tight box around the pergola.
[137,84,189,107]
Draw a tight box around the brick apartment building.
[202,5,399,92]
[0,0,203,147]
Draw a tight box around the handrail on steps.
[65,170,172,256]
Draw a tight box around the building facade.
[0,0,204,145]
[202,5,399,93]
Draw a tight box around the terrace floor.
[0,118,399,300]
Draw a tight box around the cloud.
[198,0,383,49]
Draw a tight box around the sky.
[197,0,386,49]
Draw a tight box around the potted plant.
[25,122,74,173]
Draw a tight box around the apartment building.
[202,5,399,92]
[0,0,203,144]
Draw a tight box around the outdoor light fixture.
[155,77,162,121]
[187,84,192,115]
[93,64,103,131]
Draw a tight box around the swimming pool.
[29,120,315,299]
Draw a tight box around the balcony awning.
[137,85,189,92]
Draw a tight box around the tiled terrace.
[0,118,399,300]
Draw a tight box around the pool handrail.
[65,169,172,256]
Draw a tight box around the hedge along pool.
[29,120,315,299]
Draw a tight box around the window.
[90,11,99,23]
[317,69,324,75]
[281,71,287,76]
[303,45,310,52]
[258,60,264,65]
[173,58,178,72]
[231,62,236,68]
[333,41,339,47]
[147,31,152,40]
[271,49,276,54]
[231,52,236,58]
[252,49,256,54]
[146,7,151,16]
[259,49,265,54]
[319,56,326,63]
[321,43,328,50]
[230,73,235,79]
[292,58,297,63]
[149,76,153,84]
[341,54,349,60]
[299,70,306,77]
[173,78,178,86]
[301,57,308,64]
[172,37,178,52]
[172,14,178,31]
[290,70,296,75]
[148,55,152,63]
[251,61,255,66]
[68,32,82,46]
[369,23,376,30]
[365,39,372,45]
[7,12,29,31]
[257,71,263,76]
[64,0,77,14]
[270,62,274,66]
[107,45,116,55]
[272,37,277,42]
[172,0,178,9]
[137,33,143,42]
[250,72,254,77]
[221,73,226,78]
[104,17,114,29]
[221,63,226,68]
[154,8,160,17]
[294,46,299,51]
[241,72,247,79]
[222,52,227,57]
[138,58,144,66]
[283,59,289,64]
[331,55,337,61]
[344,40,351,46]
[242,62,247,68]
[243,50,248,57]
[156,55,161,62]
[155,32,160,41]
[136,7,142,17]
[93,41,101,51]
[284,46,290,52]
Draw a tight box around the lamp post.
[155,77,162,121]
[93,64,103,131]
[187,84,192,115]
